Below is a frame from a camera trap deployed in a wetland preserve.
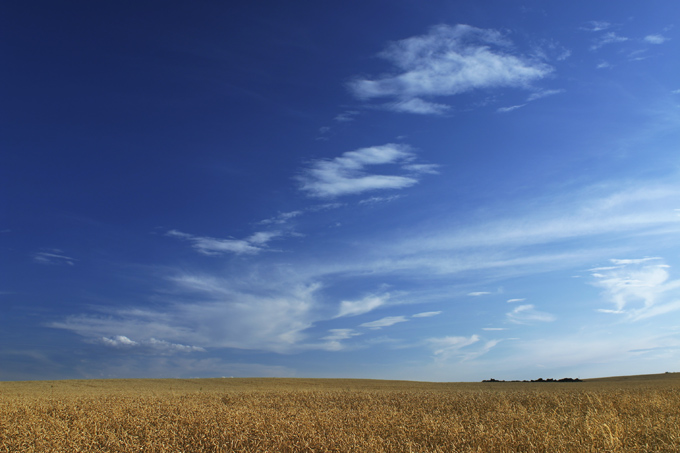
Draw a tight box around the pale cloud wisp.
[349,24,553,114]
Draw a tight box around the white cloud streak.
[100,336,205,353]
[334,110,360,122]
[258,211,303,225]
[298,144,434,198]
[52,178,680,361]
[582,21,612,32]
[590,32,629,50]
[101,335,137,347]
[336,294,389,318]
[393,184,680,262]
[506,304,556,324]
[402,163,440,174]
[429,335,479,355]
[166,229,280,255]
[592,258,680,320]
[497,104,525,113]
[322,329,362,341]
[33,250,76,266]
[644,35,668,45]
[358,195,402,205]
[53,276,324,354]
[349,24,552,114]
[360,316,409,329]
[526,89,564,102]
[502,329,680,377]
[427,334,497,361]
[387,98,451,115]
[412,311,442,318]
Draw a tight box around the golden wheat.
[1,375,678,452]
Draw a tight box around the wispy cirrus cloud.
[166,229,281,255]
[582,21,612,32]
[52,275,323,354]
[526,88,565,102]
[33,249,76,266]
[427,334,500,361]
[100,335,205,353]
[582,21,633,52]
[497,104,526,113]
[401,163,440,175]
[101,335,137,347]
[591,258,680,320]
[258,210,303,226]
[644,34,669,45]
[348,24,553,114]
[412,311,442,318]
[334,110,360,122]
[51,176,680,366]
[322,329,362,341]
[392,183,680,262]
[590,32,629,50]
[496,88,564,113]
[336,293,389,317]
[298,144,437,198]
[360,316,409,329]
[387,98,451,115]
[359,195,402,205]
[506,304,556,324]
[428,335,479,357]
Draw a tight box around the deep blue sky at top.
[3,2,669,235]
[2,0,680,381]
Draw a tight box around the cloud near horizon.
[100,335,205,353]
[427,334,496,361]
[46,177,680,372]
[592,258,680,320]
[51,274,324,354]
[348,24,553,114]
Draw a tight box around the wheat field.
[1,374,679,452]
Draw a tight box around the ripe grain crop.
[1,374,679,452]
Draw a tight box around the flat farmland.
[1,374,679,452]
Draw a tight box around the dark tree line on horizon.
[482,378,583,383]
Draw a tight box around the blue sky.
[2,0,680,381]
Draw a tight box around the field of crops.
[1,374,679,452]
